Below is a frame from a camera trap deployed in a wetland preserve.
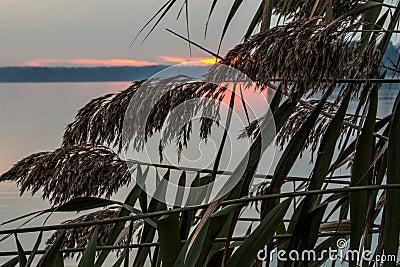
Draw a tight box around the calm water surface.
[0,82,398,265]
[0,82,131,265]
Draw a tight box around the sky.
[0,0,261,67]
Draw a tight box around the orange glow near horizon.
[22,58,159,67]
[160,56,221,65]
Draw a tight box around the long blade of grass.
[185,84,239,255]
[239,87,250,125]
[217,0,244,54]
[178,177,244,266]
[310,89,352,192]
[204,0,218,38]
[173,219,211,267]
[54,197,130,212]
[186,173,212,207]
[358,0,383,56]
[131,0,174,45]
[95,166,149,266]
[2,196,128,234]
[166,28,221,59]
[173,171,186,208]
[329,114,391,172]
[187,202,245,266]
[350,85,378,266]
[204,223,251,266]
[178,172,202,243]
[1,209,50,227]
[142,0,178,42]
[14,233,27,267]
[111,249,127,267]
[184,220,213,267]
[26,231,43,267]
[208,83,237,195]
[361,147,387,252]
[157,214,182,266]
[211,203,247,217]
[133,170,169,267]
[184,0,191,56]
[384,90,400,263]
[263,88,333,217]
[226,198,292,266]
[277,200,305,266]
[123,221,134,267]
[1,257,19,267]
[220,173,259,266]
[187,97,296,256]
[331,1,383,24]
[77,225,98,267]
[261,0,273,31]
[56,196,156,228]
[175,1,185,20]
[244,1,263,40]
[0,189,156,229]
[37,231,66,267]
[55,253,64,267]
[375,1,400,60]
[284,89,352,261]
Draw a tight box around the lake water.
[0,81,398,265]
[0,82,132,265]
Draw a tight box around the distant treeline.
[0,66,176,82]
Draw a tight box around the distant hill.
[0,66,175,82]
[0,65,212,82]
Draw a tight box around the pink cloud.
[24,59,63,67]
[21,58,159,67]
[68,58,158,66]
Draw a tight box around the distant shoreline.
[0,66,171,83]
[0,66,210,83]
[0,80,150,83]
